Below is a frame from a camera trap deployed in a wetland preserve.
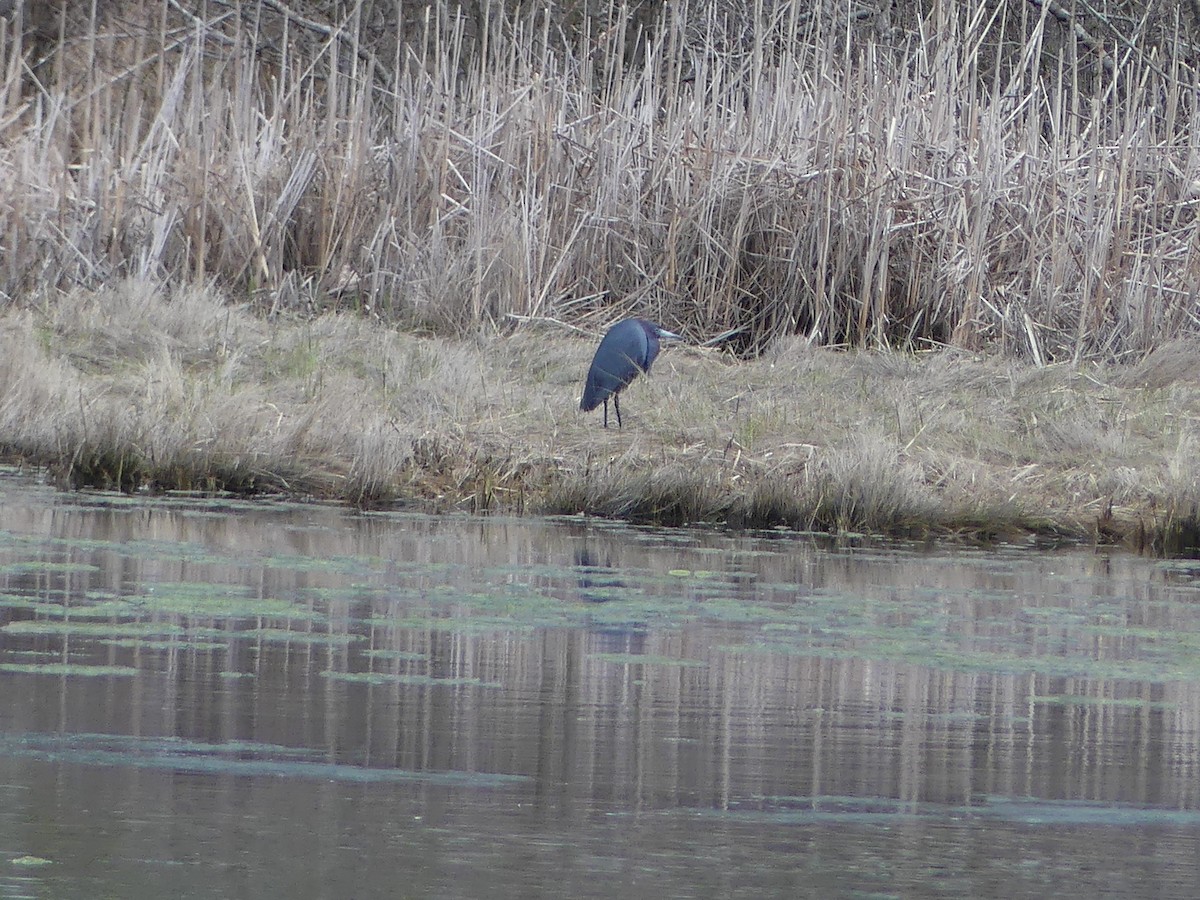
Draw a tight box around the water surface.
[1,476,1199,898]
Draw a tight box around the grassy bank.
[4,281,1199,551]
[3,4,1200,550]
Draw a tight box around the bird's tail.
[580,383,604,412]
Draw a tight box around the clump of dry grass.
[2,2,1200,361]
[809,433,939,534]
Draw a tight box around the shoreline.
[3,283,1197,555]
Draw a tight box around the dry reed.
[1,1,1199,358]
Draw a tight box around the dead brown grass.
[5,280,1200,550]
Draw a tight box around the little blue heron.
[580,318,681,428]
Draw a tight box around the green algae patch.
[713,610,1187,682]
[436,589,578,626]
[123,583,322,620]
[2,620,187,638]
[589,653,708,667]
[366,616,538,635]
[10,855,53,867]
[1,650,59,660]
[3,585,323,625]
[0,662,138,676]
[361,649,428,661]
[301,584,390,600]
[235,627,362,645]
[0,732,525,788]
[0,594,61,613]
[573,585,640,603]
[1032,694,1177,709]
[98,638,229,651]
[0,561,101,575]
[258,554,377,577]
[320,671,501,687]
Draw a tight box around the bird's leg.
[614,394,622,428]
[602,398,609,429]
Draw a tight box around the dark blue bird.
[580,318,680,428]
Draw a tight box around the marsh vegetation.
[2,1,1200,546]
[5,281,1200,549]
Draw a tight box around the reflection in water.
[0,478,1199,898]
[573,540,623,602]
[573,540,645,661]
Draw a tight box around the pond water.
[1,475,1199,898]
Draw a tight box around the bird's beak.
[658,328,682,342]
